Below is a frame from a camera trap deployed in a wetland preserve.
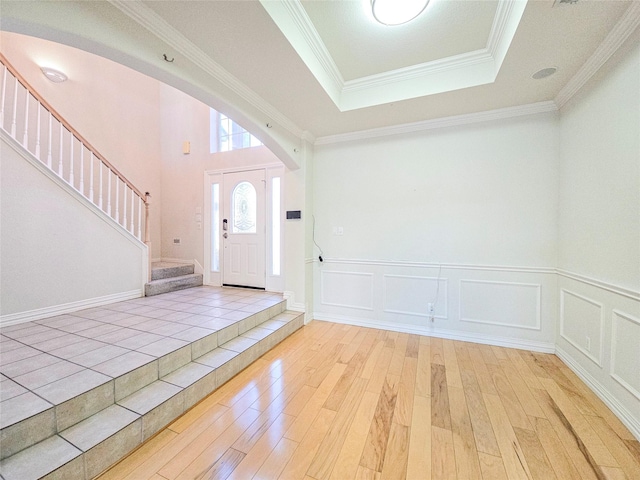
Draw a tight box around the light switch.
[195,213,202,222]
[182,141,190,154]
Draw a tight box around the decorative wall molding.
[555,1,640,108]
[108,0,304,140]
[557,269,640,302]
[320,271,374,311]
[460,279,542,330]
[0,290,142,326]
[262,0,526,111]
[314,257,556,275]
[610,310,640,401]
[556,346,640,441]
[382,275,448,319]
[314,101,558,145]
[559,289,605,367]
[313,313,555,354]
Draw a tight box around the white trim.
[314,102,558,145]
[556,346,640,441]
[555,1,640,108]
[193,258,204,275]
[203,163,283,176]
[610,310,640,401]
[283,290,305,313]
[313,257,556,275]
[459,279,542,331]
[557,269,640,302]
[312,314,555,353]
[559,289,605,367]
[203,165,284,291]
[320,271,374,311]
[382,274,449,319]
[260,0,526,111]
[0,290,142,326]
[108,0,304,140]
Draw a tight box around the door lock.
[223,232,228,239]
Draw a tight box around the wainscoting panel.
[611,310,640,401]
[383,275,448,318]
[560,289,604,367]
[314,260,556,349]
[320,270,374,311]
[460,280,541,330]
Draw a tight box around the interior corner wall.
[556,38,640,438]
[0,32,163,259]
[312,113,560,351]
[1,136,146,322]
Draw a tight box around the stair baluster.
[0,53,151,283]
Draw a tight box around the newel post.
[144,192,152,282]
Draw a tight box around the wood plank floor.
[97,321,640,480]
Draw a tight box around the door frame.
[204,163,285,292]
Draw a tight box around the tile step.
[144,273,203,296]
[0,311,304,480]
[0,300,288,460]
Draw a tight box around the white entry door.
[222,170,266,288]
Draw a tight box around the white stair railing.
[0,54,152,272]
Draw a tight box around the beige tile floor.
[0,287,284,432]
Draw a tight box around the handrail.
[0,52,146,200]
[0,51,152,282]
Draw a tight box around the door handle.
[223,232,228,239]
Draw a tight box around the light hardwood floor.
[97,320,640,480]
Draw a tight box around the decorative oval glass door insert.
[232,181,257,233]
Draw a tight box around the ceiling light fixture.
[41,67,67,83]
[372,0,429,26]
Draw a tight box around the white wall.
[313,113,560,350]
[157,83,307,306]
[0,32,163,259]
[556,39,640,438]
[1,134,147,323]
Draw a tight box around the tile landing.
[0,286,304,480]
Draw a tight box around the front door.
[222,169,266,288]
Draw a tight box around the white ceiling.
[2,0,638,144]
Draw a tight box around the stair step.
[145,273,203,296]
[0,294,303,480]
[151,263,194,281]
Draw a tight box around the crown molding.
[108,0,305,139]
[343,49,493,93]
[262,0,527,112]
[278,0,344,92]
[555,1,640,108]
[314,101,558,145]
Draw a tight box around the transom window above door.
[210,108,262,153]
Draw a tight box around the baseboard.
[0,290,142,326]
[555,346,640,441]
[283,291,305,313]
[312,313,556,353]
[193,259,204,275]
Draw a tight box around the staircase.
[145,262,203,296]
[0,287,304,480]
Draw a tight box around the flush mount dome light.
[41,66,67,83]
[372,0,430,26]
